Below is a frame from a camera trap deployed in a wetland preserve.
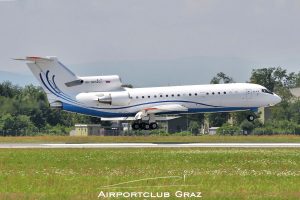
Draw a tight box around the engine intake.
[98,92,131,106]
[76,91,131,106]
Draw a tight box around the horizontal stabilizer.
[13,56,54,62]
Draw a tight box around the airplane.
[16,56,282,130]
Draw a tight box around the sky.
[0,0,300,87]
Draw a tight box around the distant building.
[166,116,188,133]
[72,124,102,136]
[208,127,219,135]
[258,107,272,124]
[71,124,121,136]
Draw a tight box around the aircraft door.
[246,89,252,99]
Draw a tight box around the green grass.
[0,148,300,199]
[1,135,300,143]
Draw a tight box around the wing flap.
[135,104,188,120]
[144,104,188,114]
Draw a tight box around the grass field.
[1,135,300,143]
[0,148,300,199]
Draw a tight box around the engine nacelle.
[98,91,131,106]
[110,91,131,106]
[76,93,98,105]
[76,91,131,106]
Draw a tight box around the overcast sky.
[0,0,300,86]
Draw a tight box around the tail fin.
[15,56,80,107]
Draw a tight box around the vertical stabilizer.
[16,56,79,107]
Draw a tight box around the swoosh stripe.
[41,71,225,112]
[45,71,80,105]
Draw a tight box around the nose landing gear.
[247,114,256,122]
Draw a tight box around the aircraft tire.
[132,123,140,130]
[142,123,150,130]
[247,115,255,122]
[150,122,158,130]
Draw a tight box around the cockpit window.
[262,89,273,94]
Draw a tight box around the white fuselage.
[65,83,281,117]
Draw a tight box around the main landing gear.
[131,112,159,130]
[132,121,158,130]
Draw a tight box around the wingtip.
[12,58,26,61]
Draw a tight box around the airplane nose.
[273,94,282,104]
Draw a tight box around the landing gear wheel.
[142,123,150,130]
[247,115,255,122]
[132,122,140,130]
[150,122,158,130]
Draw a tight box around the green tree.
[210,72,234,84]
[217,123,241,135]
[250,67,295,101]
[188,121,200,135]
[0,81,21,98]
[3,114,36,135]
[240,120,255,134]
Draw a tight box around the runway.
[1,143,300,148]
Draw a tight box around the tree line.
[0,82,101,135]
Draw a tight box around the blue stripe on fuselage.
[62,102,258,117]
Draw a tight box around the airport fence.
[0,129,68,136]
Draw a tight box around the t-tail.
[15,56,124,109]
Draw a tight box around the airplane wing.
[143,104,188,114]
[135,104,188,120]
[100,116,180,121]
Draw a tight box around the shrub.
[173,131,193,136]
[217,123,241,135]
[240,120,255,134]
[149,129,168,136]
[252,127,274,135]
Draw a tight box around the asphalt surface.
[0,143,300,148]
